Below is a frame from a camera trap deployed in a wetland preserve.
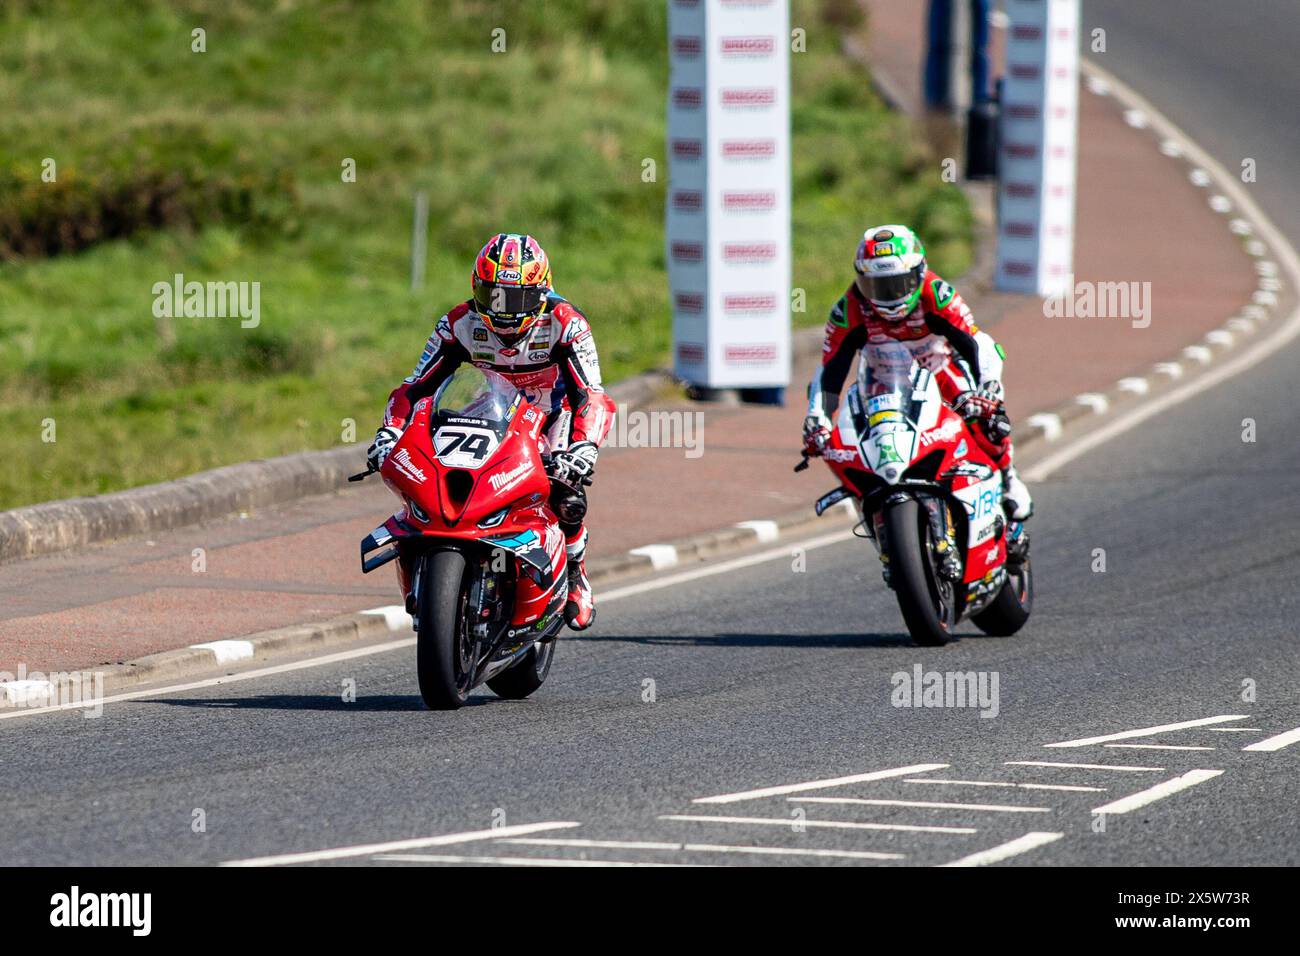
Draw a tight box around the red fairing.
[912,404,1005,585]
[377,392,568,628]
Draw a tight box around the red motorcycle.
[798,342,1032,646]
[353,367,580,709]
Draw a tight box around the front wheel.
[416,549,475,710]
[971,559,1033,636]
[486,641,555,700]
[883,496,956,646]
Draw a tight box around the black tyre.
[883,497,956,647]
[486,640,555,700]
[971,558,1033,636]
[416,549,474,710]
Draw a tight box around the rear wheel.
[972,559,1033,636]
[486,640,555,700]
[416,549,475,710]
[883,497,956,646]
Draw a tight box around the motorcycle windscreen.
[429,366,519,469]
[855,341,934,477]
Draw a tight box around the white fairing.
[952,471,1005,549]
[855,344,942,484]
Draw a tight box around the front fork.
[872,494,961,588]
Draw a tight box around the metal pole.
[410,190,428,292]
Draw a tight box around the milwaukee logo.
[489,460,532,492]
[391,448,426,483]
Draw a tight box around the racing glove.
[366,426,402,472]
[802,415,832,457]
[952,380,1004,422]
[549,441,599,486]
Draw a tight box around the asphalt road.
[3,321,1299,866]
[1,6,1297,867]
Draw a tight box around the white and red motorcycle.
[798,342,1032,646]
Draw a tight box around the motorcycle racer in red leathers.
[802,225,1034,527]
[367,233,615,630]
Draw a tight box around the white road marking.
[1090,770,1223,816]
[189,639,255,664]
[904,778,1106,793]
[734,519,780,543]
[1043,715,1249,748]
[1242,725,1300,752]
[660,814,975,835]
[0,638,417,722]
[1027,62,1300,485]
[1117,377,1149,395]
[1027,412,1062,441]
[1075,392,1108,414]
[359,606,412,630]
[220,820,581,867]
[0,680,54,706]
[692,763,948,804]
[1104,743,1215,751]
[504,838,903,861]
[1208,727,1261,733]
[374,853,693,868]
[628,544,679,570]
[791,797,1050,814]
[506,838,679,851]
[2,526,860,722]
[601,527,854,604]
[1005,761,1164,772]
[939,832,1064,868]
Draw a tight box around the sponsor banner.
[995,0,1079,297]
[666,0,791,388]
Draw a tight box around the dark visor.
[856,267,922,304]
[474,283,546,320]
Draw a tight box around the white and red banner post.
[665,0,792,400]
[994,0,1080,298]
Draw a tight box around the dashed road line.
[220,820,581,867]
[1043,715,1249,748]
[904,778,1106,793]
[660,814,976,835]
[938,832,1064,868]
[1090,770,1224,816]
[1006,761,1164,772]
[1242,725,1300,753]
[374,853,693,868]
[1103,743,1215,752]
[504,838,903,862]
[691,763,948,805]
[790,797,1050,814]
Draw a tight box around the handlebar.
[348,468,374,482]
